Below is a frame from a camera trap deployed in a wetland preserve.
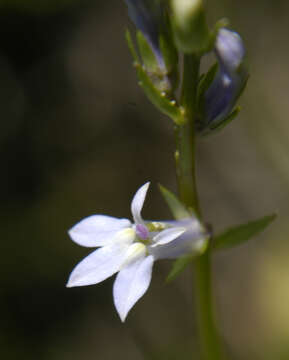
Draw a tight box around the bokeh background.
[1,0,289,359]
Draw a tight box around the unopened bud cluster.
[125,0,248,133]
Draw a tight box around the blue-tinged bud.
[215,28,245,72]
[198,28,247,133]
[125,0,165,69]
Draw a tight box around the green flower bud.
[171,0,210,54]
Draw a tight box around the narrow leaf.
[159,184,191,220]
[166,255,193,283]
[125,29,140,64]
[213,214,277,251]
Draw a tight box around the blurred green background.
[1,0,289,359]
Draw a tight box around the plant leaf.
[213,214,277,251]
[125,29,140,64]
[166,255,193,283]
[159,184,191,220]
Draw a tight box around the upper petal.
[151,227,186,247]
[131,182,150,225]
[149,218,208,260]
[69,215,132,247]
[66,243,130,288]
[113,255,154,322]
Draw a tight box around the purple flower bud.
[201,28,247,131]
[216,29,245,73]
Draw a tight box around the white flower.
[67,182,207,321]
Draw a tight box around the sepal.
[201,106,241,136]
[136,64,185,124]
[125,28,140,64]
[166,236,208,283]
[136,30,175,93]
[159,184,193,219]
[197,63,218,102]
[208,18,230,51]
[196,62,218,129]
[159,33,179,90]
[137,30,160,74]
[166,254,193,283]
[126,29,184,124]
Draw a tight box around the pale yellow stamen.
[115,228,136,245]
[121,243,146,269]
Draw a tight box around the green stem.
[193,251,224,360]
[175,54,225,360]
[175,55,200,214]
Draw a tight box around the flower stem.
[175,54,225,360]
[193,251,224,360]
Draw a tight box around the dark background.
[1,0,289,359]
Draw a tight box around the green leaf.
[125,29,140,64]
[213,214,277,251]
[166,255,193,283]
[159,184,191,220]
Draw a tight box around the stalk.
[175,54,225,360]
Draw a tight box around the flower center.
[136,224,149,240]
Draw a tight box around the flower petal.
[113,255,154,322]
[149,218,207,259]
[66,243,130,288]
[131,182,150,225]
[151,227,186,247]
[69,215,131,247]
